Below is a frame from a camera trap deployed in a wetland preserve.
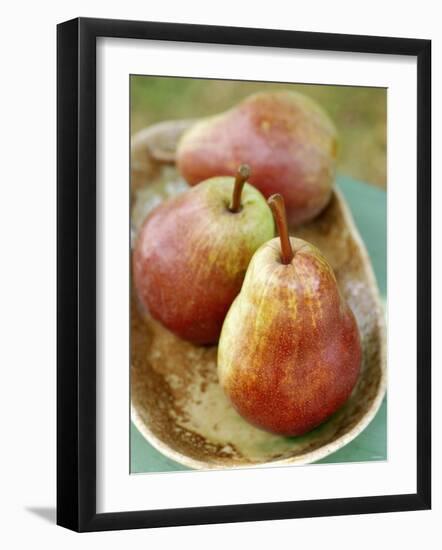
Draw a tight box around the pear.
[133,165,274,345]
[177,91,338,226]
[218,194,361,435]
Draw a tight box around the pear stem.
[268,194,294,265]
[229,164,251,213]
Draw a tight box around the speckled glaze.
[176,92,338,226]
[130,120,387,469]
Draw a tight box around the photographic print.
[57,18,430,531]
[130,77,387,473]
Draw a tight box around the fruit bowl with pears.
[130,91,386,470]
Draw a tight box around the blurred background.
[131,77,387,189]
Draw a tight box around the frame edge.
[56,17,80,531]
[416,38,431,510]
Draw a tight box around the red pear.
[218,194,361,435]
[177,91,338,226]
[133,166,274,345]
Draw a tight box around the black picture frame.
[57,17,431,532]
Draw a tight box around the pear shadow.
[26,506,56,524]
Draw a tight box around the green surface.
[131,175,387,473]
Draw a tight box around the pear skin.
[177,91,338,226]
[218,235,361,436]
[133,172,274,345]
